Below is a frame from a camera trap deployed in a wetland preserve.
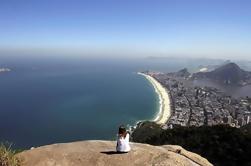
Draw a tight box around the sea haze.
[0,56,160,149]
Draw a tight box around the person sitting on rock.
[116,125,131,153]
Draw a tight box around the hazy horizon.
[1,0,251,60]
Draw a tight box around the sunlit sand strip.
[138,72,171,124]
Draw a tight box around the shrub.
[0,143,21,166]
[132,123,251,166]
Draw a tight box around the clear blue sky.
[0,0,251,59]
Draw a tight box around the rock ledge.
[17,140,213,166]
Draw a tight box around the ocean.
[0,56,161,149]
[0,55,250,149]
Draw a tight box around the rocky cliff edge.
[17,140,213,166]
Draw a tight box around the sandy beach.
[138,72,171,124]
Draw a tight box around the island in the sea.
[0,68,11,73]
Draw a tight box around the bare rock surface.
[17,140,213,166]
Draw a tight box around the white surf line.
[138,72,171,124]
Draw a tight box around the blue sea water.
[1,55,250,149]
[0,56,161,149]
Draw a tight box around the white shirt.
[116,133,131,152]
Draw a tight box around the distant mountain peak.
[192,63,251,86]
[216,62,242,71]
[175,68,191,77]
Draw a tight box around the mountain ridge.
[192,62,251,85]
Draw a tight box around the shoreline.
[137,72,171,125]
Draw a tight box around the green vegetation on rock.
[0,143,21,166]
[132,122,251,166]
